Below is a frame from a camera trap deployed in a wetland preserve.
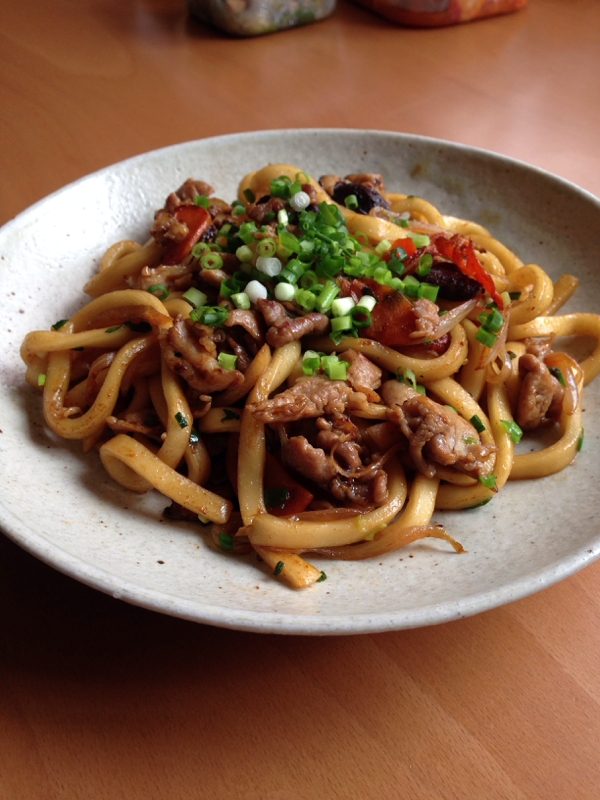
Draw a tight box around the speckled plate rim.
[1,128,600,635]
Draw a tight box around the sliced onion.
[434,297,480,339]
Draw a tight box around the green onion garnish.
[193,194,210,208]
[189,305,229,326]
[316,571,328,582]
[182,287,208,308]
[265,488,291,509]
[273,560,285,576]
[548,366,566,386]
[200,252,223,271]
[416,253,433,276]
[37,373,47,387]
[52,319,69,331]
[501,419,523,443]
[243,188,255,204]
[217,352,238,370]
[219,532,235,551]
[189,429,200,445]
[478,474,497,490]
[105,325,123,333]
[221,409,240,422]
[175,412,188,429]
[577,428,584,451]
[470,414,486,433]
[475,327,498,348]
[147,284,169,300]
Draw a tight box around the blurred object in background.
[188,0,336,35]
[351,0,529,26]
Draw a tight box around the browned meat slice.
[256,299,329,347]
[344,173,386,190]
[249,376,371,424]
[246,196,286,225]
[516,353,564,430]
[281,415,389,507]
[134,264,193,292]
[165,179,215,212]
[283,436,338,484]
[340,349,382,402]
[382,380,496,479]
[412,298,441,341]
[151,209,189,244]
[224,309,264,342]
[159,315,243,394]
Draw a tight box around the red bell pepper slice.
[432,233,504,308]
[264,452,314,517]
[162,204,211,266]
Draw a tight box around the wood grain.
[2,1,600,797]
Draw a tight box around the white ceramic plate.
[1,129,599,635]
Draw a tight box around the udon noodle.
[21,164,600,588]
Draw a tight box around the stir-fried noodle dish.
[21,165,600,588]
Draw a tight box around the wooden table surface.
[2,1,600,797]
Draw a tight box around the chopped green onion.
[478,474,497,490]
[295,287,317,311]
[577,428,584,452]
[316,571,327,582]
[174,411,188,429]
[327,360,348,381]
[344,194,359,211]
[331,315,352,333]
[290,191,311,211]
[37,373,46,387]
[231,292,251,310]
[316,280,340,313]
[52,319,69,331]
[182,287,208,308]
[508,290,522,301]
[273,560,285,576]
[256,238,277,257]
[265,488,291,509]
[235,244,253,262]
[105,325,123,333]
[243,188,255,204]
[245,280,269,304]
[356,294,377,312]
[189,428,200,445]
[217,352,238,370]
[475,326,498,348]
[191,241,210,259]
[221,409,240,421]
[375,239,392,255]
[189,305,229,326]
[405,232,431,248]
[200,252,223,270]
[470,414,486,433]
[147,284,169,300]
[256,255,282,277]
[219,532,235,551]
[418,283,439,301]
[332,296,356,317]
[501,419,523,443]
[478,307,504,333]
[274,282,296,302]
[416,253,433,276]
[350,305,372,328]
[194,194,210,208]
[277,208,289,227]
[548,366,566,386]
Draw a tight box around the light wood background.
[2,1,600,797]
